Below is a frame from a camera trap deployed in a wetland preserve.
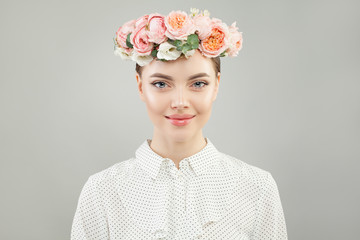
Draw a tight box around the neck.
[149,130,207,170]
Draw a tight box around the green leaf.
[190,41,199,49]
[167,39,176,46]
[182,43,191,53]
[187,34,199,49]
[187,34,198,45]
[174,40,182,47]
[168,39,183,48]
[151,49,158,57]
[126,33,133,48]
[219,50,227,57]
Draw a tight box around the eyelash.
[151,81,209,90]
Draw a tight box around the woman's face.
[135,49,220,141]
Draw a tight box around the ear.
[212,72,221,101]
[135,73,145,102]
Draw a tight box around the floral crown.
[113,8,243,66]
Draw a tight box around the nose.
[171,86,189,109]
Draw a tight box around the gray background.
[0,0,359,239]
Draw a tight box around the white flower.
[114,46,132,60]
[157,42,182,60]
[202,9,210,17]
[184,49,195,59]
[131,51,154,66]
[190,8,200,17]
[223,51,229,57]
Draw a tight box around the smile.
[165,115,195,126]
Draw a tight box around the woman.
[71,8,288,240]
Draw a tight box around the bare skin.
[135,49,220,170]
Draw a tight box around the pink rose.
[198,18,230,57]
[226,21,243,57]
[147,13,167,44]
[193,14,212,40]
[130,15,154,56]
[164,10,196,40]
[115,19,136,53]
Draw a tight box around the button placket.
[177,171,184,181]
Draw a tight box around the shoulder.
[83,158,136,190]
[219,152,274,190]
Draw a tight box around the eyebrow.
[149,72,210,81]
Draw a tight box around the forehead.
[141,50,214,78]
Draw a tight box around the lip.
[165,114,195,126]
[165,114,196,120]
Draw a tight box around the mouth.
[165,115,196,120]
[165,115,195,126]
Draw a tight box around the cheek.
[143,91,168,115]
[193,91,215,113]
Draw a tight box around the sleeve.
[251,172,288,240]
[71,175,109,240]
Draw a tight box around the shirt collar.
[135,137,221,179]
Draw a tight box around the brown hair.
[135,55,221,79]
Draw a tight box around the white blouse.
[71,137,288,240]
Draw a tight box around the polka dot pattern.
[71,137,288,239]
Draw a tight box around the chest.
[104,177,257,240]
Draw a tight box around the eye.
[192,81,209,89]
[151,81,168,89]
[150,81,209,90]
